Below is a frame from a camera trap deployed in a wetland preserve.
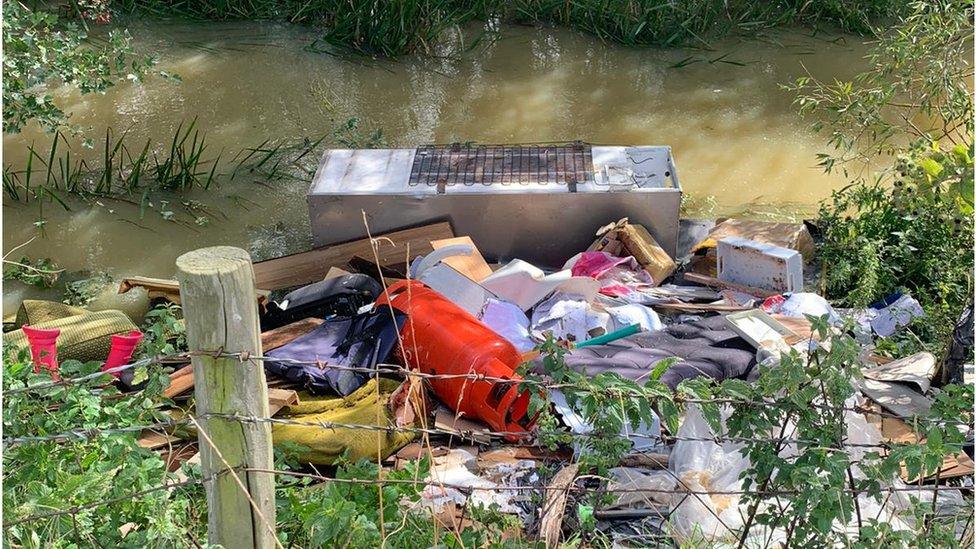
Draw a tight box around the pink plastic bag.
[569,252,653,297]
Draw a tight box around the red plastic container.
[22,325,61,380]
[376,280,537,438]
[103,330,144,377]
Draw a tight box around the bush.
[817,143,974,353]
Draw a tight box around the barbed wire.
[254,467,966,496]
[188,351,974,428]
[1,419,191,446]
[5,348,970,430]
[3,459,963,531]
[11,409,966,451]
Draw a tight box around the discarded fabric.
[479,299,535,353]
[265,309,404,396]
[551,316,757,390]
[270,378,414,465]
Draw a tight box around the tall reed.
[2,120,327,208]
[113,0,906,56]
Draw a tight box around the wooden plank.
[540,463,580,548]
[650,302,752,313]
[118,276,181,298]
[177,246,276,548]
[261,317,324,352]
[163,365,196,399]
[118,276,269,305]
[252,222,454,291]
[137,431,181,450]
[682,271,780,298]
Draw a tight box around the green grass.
[113,0,908,56]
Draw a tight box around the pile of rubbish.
[6,216,973,545]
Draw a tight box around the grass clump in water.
[114,0,908,56]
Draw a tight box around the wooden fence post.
[176,246,276,549]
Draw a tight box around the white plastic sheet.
[480,259,600,311]
[668,404,749,543]
[530,293,610,343]
[479,299,536,353]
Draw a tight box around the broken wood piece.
[261,317,324,352]
[348,254,407,280]
[430,236,493,282]
[118,276,182,303]
[682,271,779,298]
[650,302,752,314]
[163,368,196,399]
[267,388,300,416]
[770,314,818,341]
[118,276,269,305]
[540,463,580,549]
[137,431,181,450]
[433,406,493,444]
[478,446,573,465]
[252,222,454,291]
[170,364,193,379]
[323,266,352,281]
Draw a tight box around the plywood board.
[430,236,493,282]
[253,222,454,290]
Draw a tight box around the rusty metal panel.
[408,142,594,188]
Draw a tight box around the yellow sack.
[4,303,137,363]
[272,378,415,465]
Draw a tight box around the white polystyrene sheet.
[310,148,416,194]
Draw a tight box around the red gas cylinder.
[376,280,537,438]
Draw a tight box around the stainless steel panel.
[307,144,682,269]
[308,190,681,268]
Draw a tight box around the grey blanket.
[552,315,757,389]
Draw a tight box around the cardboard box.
[589,218,676,285]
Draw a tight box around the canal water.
[2,21,875,314]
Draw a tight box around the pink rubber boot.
[103,330,144,377]
[22,325,61,380]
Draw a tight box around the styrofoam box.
[717,236,802,293]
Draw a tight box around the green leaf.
[918,157,943,178]
[658,399,680,434]
[649,357,676,380]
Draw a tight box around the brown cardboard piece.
[430,236,494,282]
[692,219,815,263]
[589,218,676,285]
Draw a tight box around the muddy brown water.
[2,21,875,315]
